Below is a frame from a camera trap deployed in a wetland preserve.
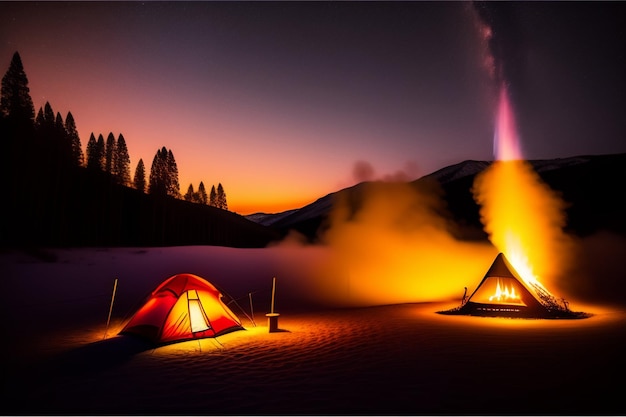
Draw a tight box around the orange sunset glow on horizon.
[2,2,624,214]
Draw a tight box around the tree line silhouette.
[34,100,228,208]
[4,50,228,207]
[1,51,279,248]
[184,182,228,210]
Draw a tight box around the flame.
[473,84,571,296]
[488,278,521,303]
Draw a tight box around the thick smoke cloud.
[310,179,495,307]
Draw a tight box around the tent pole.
[249,292,256,327]
[103,278,118,340]
[227,294,255,327]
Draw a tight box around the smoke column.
[470,2,575,292]
[494,84,522,161]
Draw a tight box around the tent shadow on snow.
[47,335,154,377]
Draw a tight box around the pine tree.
[149,147,166,195]
[133,158,146,192]
[0,51,34,124]
[1,51,35,246]
[96,134,106,171]
[217,183,228,210]
[43,102,54,126]
[34,104,48,133]
[54,111,66,141]
[197,181,208,205]
[65,112,84,167]
[34,102,57,149]
[166,149,180,199]
[54,112,64,132]
[34,102,53,137]
[209,185,217,207]
[35,107,44,127]
[55,111,73,165]
[86,133,99,170]
[55,112,67,146]
[105,132,116,175]
[149,146,177,197]
[184,183,195,202]
[114,133,131,186]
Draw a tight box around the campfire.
[439,253,589,319]
[439,85,589,319]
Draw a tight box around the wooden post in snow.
[270,276,276,314]
[266,276,280,333]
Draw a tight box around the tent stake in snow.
[266,277,280,333]
[103,278,118,340]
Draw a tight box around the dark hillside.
[538,153,626,236]
[4,162,281,249]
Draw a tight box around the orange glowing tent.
[120,273,244,344]
[439,253,582,318]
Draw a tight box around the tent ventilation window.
[187,290,211,333]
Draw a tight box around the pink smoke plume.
[494,83,522,160]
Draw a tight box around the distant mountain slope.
[249,153,626,242]
[244,209,299,227]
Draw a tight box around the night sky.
[2,2,624,214]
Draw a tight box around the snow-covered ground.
[3,235,625,414]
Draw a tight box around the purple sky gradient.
[2,2,624,214]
